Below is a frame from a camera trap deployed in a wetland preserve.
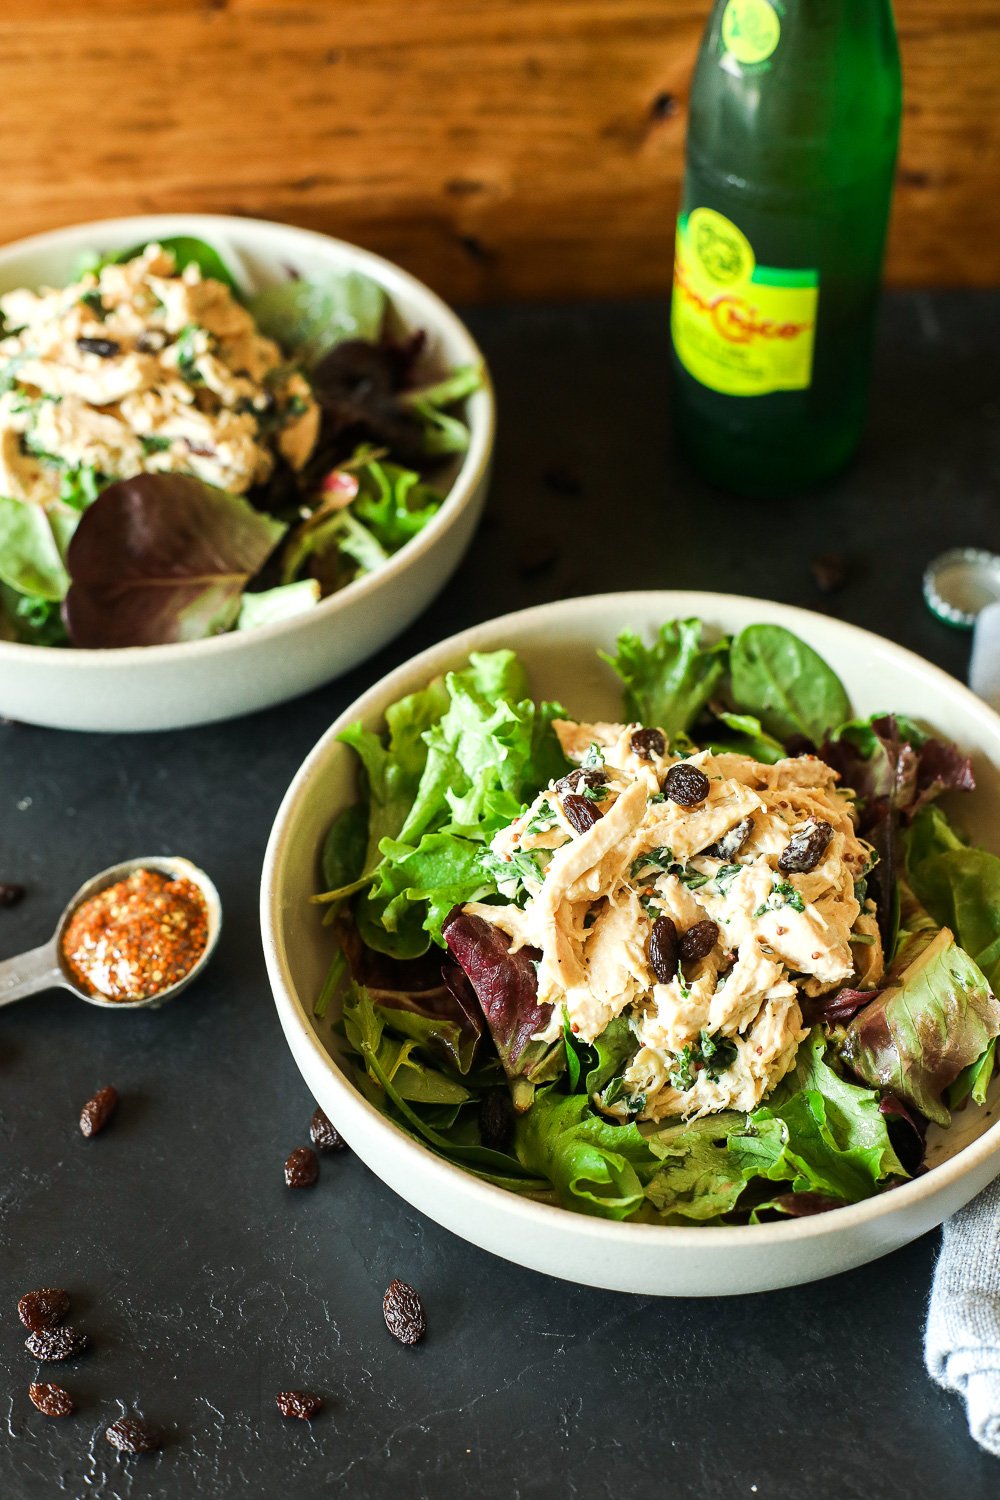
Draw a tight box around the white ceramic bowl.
[261,591,1000,1296]
[0,214,494,732]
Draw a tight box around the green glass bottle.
[670,0,902,496]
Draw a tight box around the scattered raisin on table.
[0,882,25,907]
[18,1288,70,1333]
[778,820,833,874]
[630,728,666,760]
[309,1108,346,1153]
[79,1085,118,1138]
[649,917,680,984]
[25,1326,88,1362]
[105,1415,160,1454]
[276,1390,322,1420]
[383,1280,426,1345]
[811,552,849,593]
[664,763,710,807]
[28,1382,75,1417]
[680,920,719,964]
[562,793,601,835]
[284,1147,319,1188]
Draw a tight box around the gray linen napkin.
[925,1171,1000,1454]
[924,589,1000,1453]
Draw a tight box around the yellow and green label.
[721,0,781,65]
[671,208,819,397]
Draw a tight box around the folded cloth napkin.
[926,1176,1000,1456]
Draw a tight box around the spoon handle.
[0,940,66,1008]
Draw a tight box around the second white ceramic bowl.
[262,592,1000,1296]
[0,214,494,732]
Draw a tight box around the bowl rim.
[0,212,495,667]
[261,588,1000,1251]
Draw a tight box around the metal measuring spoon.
[0,856,221,1011]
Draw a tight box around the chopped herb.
[710,863,743,896]
[285,393,309,417]
[141,434,173,455]
[60,463,103,510]
[582,742,605,770]
[175,323,205,383]
[580,781,611,804]
[526,799,557,835]
[79,289,106,320]
[669,1046,696,1091]
[754,880,806,918]
[699,1028,738,1080]
[630,846,674,880]
[649,792,666,804]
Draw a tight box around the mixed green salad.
[0,235,481,648]
[313,619,1000,1225]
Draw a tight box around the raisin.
[562,793,601,835]
[309,1108,346,1153]
[276,1390,322,1420]
[105,1415,160,1454]
[663,763,710,807]
[79,1085,118,1137]
[649,917,679,984]
[778,820,833,874]
[707,816,754,861]
[680,920,719,964]
[25,1326,87,1361]
[0,881,25,907]
[383,1279,426,1345]
[18,1288,70,1333]
[555,767,607,796]
[630,727,666,760]
[28,1382,75,1417]
[284,1147,319,1188]
[811,552,848,593]
[76,336,121,358]
[479,1090,514,1152]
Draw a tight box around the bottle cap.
[923,548,1000,631]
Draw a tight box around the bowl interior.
[268,590,1000,1202]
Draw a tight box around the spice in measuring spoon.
[61,869,208,1003]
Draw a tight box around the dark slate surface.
[2,291,999,1500]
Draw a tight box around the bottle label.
[721,0,781,65]
[671,208,819,398]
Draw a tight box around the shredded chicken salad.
[316,619,999,1226]
[0,234,481,649]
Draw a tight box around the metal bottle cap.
[923,548,1000,631]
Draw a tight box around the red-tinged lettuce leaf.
[310,336,429,467]
[442,907,555,1086]
[822,714,974,832]
[878,1093,927,1176]
[841,927,1000,1127]
[64,474,285,647]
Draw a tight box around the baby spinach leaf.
[601,617,729,740]
[729,624,850,744]
[107,236,241,294]
[321,803,369,893]
[703,710,786,765]
[64,473,285,647]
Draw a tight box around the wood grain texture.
[0,1,997,299]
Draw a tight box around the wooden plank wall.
[0,1,996,300]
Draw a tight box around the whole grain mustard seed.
[61,869,208,1002]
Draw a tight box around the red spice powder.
[62,869,208,1002]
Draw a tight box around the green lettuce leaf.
[327,650,567,957]
[514,1089,657,1220]
[906,806,1000,991]
[729,1029,906,1201]
[237,579,320,630]
[600,617,728,740]
[644,1113,749,1222]
[841,928,1000,1126]
[0,494,76,601]
[702,710,786,764]
[729,624,851,744]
